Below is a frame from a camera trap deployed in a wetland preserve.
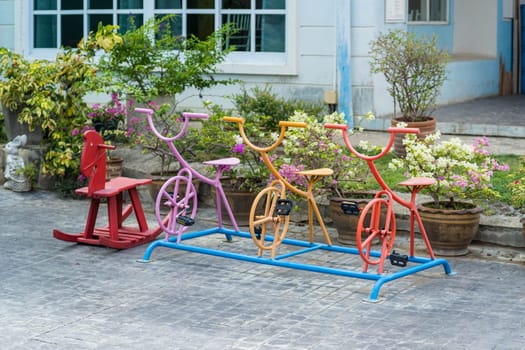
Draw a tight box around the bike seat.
[295,168,334,177]
[203,157,240,167]
[398,177,435,187]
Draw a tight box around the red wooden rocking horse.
[53,130,165,249]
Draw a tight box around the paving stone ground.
[1,188,524,350]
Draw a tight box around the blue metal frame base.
[141,227,454,302]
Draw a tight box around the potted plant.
[0,24,122,191]
[369,29,449,156]
[389,131,509,256]
[12,163,38,192]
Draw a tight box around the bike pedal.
[274,199,294,216]
[341,201,360,215]
[389,250,408,267]
[254,226,262,240]
[176,215,195,226]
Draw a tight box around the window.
[31,0,286,53]
[408,0,447,23]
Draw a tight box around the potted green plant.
[389,131,509,256]
[12,163,38,192]
[0,24,122,191]
[369,29,449,156]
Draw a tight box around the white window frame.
[23,0,297,75]
[407,0,449,24]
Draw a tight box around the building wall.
[362,0,512,123]
[1,0,515,125]
[178,0,339,113]
[0,0,15,50]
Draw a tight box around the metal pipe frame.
[140,227,454,303]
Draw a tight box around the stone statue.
[4,134,28,190]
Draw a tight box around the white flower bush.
[389,131,509,209]
[279,111,375,197]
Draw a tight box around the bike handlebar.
[224,116,243,124]
[278,121,307,128]
[224,117,307,129]
[182,112,209,120]
[324,123,421,161]
[224,116,307,153]
[135,107,208,142]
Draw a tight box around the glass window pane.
[256,15,284,52]
[35,0,56,10]
[187,0,213,9]
[61,0,82,10]
[408,0,427,21]
[187,14,214,40]
[89,0,112,10]
[89,14,114,33]
[118,0,143,9]
[34,15,57,48]
[118,14,143,33]
[223,14,250,51]
[156,0,182,9]
[222,0,250,10]
[256,0,285,9]
[61,15,83,48]
[429,0,446,21]
[155,14,182,38]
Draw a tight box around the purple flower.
[232,143,245,154]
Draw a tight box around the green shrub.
[232,85,327,129]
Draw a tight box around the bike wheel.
[156,175,198,241]
[355,198,396,271]
[249,185,290,253]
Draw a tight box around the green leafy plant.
[15,162,38,187]
[507,156,525,210]
[233,85,328,129]
[369,29,449,122]
[0,24,121,180]
[97,15,234,103]
[196,101,272,192]
[389,131,510,209]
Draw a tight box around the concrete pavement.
[1,94,525,349]
[1,187,524,349]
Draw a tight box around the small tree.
[369,29,449,122]
[97,15,234,103]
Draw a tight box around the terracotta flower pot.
[329,193,385,246]
[391,117,437,157]
[418,201,482,256]
[106,157,124,181]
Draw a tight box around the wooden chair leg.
[83,198,101,240]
